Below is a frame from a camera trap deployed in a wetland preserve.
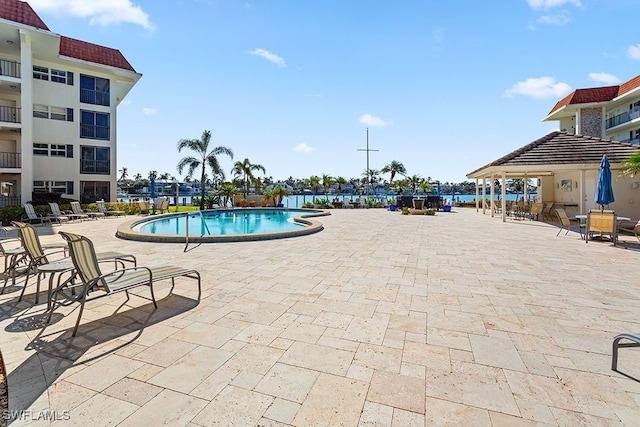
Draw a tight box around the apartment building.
[543,75,640,144]
[0,0,141,206]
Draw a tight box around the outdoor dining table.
[574,214,631,223]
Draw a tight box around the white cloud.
[358,114,392,127]
[142,107,157,116]
[535,12,571,26]
[247,48,286,67]
[628,44,640,61]
[504,77,572,100]
[588,72,620,85]
[28,0,154,30]
[527,0,581,10]
[293,143,315,154]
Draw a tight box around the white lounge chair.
[46,203,71,224]
[21,203,51,225]
[96,200,125,217]
[71,201,104,220]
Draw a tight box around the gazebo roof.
[467,131,640,178]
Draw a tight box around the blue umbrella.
[150,176,157,199]
[595,155,614,210]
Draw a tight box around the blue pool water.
[134,209,313,236]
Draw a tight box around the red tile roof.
[0,0,49,30]
[548,86,620,115]
[0,0,136,72]
[60,36,136,72]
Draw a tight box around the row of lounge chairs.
[0,222,200,337]
[21,201,124,225]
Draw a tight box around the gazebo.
[466,131,640,221]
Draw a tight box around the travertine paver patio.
[2,207,640,426]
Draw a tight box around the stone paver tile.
[343,314,390,345]
[469,334,527,372]
[353,343,403,373]
[323,300,376,318]
[367,370,425,414]
[230,370,264,390]
[171,321,239,348]
[391,408,424,427]
[549,407,621,427]
[48,380,98,413]
[426,327,471,351]
[316,335,360,352]
[402,341,451,371]
[224,343,285,375]
[503,369,581,412]
[190,364,238,400]
[263,398,301,425]
[148,345,234,393]
[426,360,520,416]
[400,362,426,380]
[232,323,283,345]
[519,351,557,377]
[193,385,273,426]
[255,362,320,403]
[514,398,557,425]
[68,393,138,425]
[312,311,354,329]
[127,364,164,382]
[554,367,638,410]
[280,321,326,343]
[293,373,368,426]
[488,411,540,426]
[347,364,374,382]
[65,354,144,392]
[429,310,487,335]
[289,301,326,317]
[358,401,393,426]
[280,341,355,376]
[388,313,426,334]
[425,397,491,426]
[119,389,208,427]
[132,337,198,367]
[103,377,163,406]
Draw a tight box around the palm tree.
[381,160,407,183]
[419,180,431,195]
[232,158,266,198]
[216,182,239,207]
[407,174,422,195]
[321,174,334,196]
[309,175,321,201]
[177,130,234,210]
[118,167,128,182]
[335,176,348,195]
[620,152,640,177]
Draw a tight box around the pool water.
[134,209,310,236]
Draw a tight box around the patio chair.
[137,200,150,215]
[555,208,585,239]
[618,220,640,243]
[47,203,71,224]
[160,199,170,213]
[70,201,104,220]
[96,200,125,217]
[529,203,544,221]
[21,203,51,225]
[542,202,555,221]
[586,209,617,246]
[342,196,353,209]
[48,231,201,336]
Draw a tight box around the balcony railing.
[0,196,21,208]
[80,124,110,140]
[80,159,110,174]
[80,88,110,106]
[0,106,20,123]
[0,58,20,78]
[621,137,640,145]
[0,152,20,168]
[606,108,640,129]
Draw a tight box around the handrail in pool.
[184,210,212,252]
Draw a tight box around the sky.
[24,0,640,184]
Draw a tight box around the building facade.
[0,0,141,206]
[544,75,640,144]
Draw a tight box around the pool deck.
[2,208,640,426]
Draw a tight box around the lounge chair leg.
[149,284,158,309]
[72,294,88,337]
[18,272,31,302]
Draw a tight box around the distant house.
[467,74,640,220]
[0,0,141,205]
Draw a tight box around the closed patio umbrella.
[595,155,615,211]
[150,176,157,199]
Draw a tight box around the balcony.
[0,58,20,78]
[606,108,640,129]
[0,196,21,208]
[80,124,110,140]
[620,137,640,145]
[80,88,110,106]
[0,152,20,168]
[0,106,20,124]
[80,159,110,174]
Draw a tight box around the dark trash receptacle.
[426,196,443,210]
[398,196,414,209]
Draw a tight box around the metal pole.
[357,128,379,195]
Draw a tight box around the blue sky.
[27,0,640,184]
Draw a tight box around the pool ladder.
[184,210,211,252]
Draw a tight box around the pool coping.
[115,208,330,243]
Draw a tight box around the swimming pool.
[116,208,329,243]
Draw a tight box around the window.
[33,143,48,156]
[80,110,110,140]
[80,146,110,174]
[33,143,73,157]
[33,180,73,194]
[80,75,110,106]
[80,181,110,203]
[33,105,73,121]
[33,66,48,80]
[33,66,73,85]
